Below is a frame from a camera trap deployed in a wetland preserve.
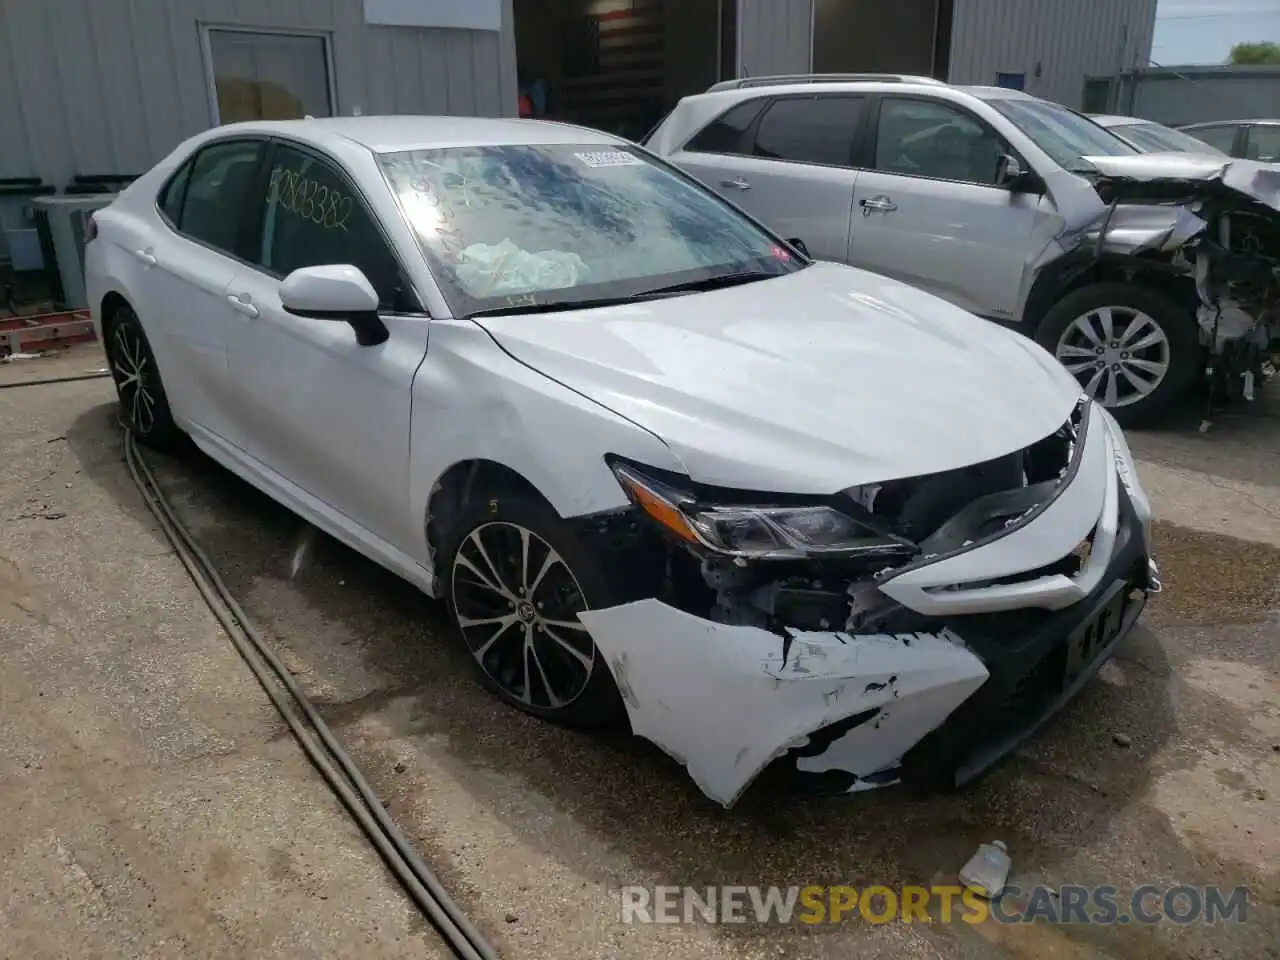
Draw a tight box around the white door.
[137,138,268,438]
[673,94,866,261]
[849,96,1049,320]
[221,142,430,553]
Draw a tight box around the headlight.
[609,461,915,561]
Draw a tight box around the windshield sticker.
[573,150,644,168]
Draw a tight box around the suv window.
[874,98,1006,185]
[684,99,769,155]
[1184,124,1238,155]
[752,96,863,167]
[178,140,265,254]
[255,144,409,310]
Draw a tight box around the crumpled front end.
[576,400,1158,807]
[1038,155,1280,404]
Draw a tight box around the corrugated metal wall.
[0,0,518,188]
[737,0,813,78]
[947,0,1157,108]
[1117,67,1280,127]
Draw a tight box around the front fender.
[409,318,688,577]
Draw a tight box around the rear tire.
[440,491,626,729]
[105,304,181,450]
[1035,282,1200,428]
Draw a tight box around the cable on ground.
[121,426,501,960]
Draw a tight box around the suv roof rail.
[707,73,947,92]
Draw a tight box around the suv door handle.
[721,177,751,191]
[860,195,898,214]
[133,249,157,267]
[227,294,259,319]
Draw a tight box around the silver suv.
[645,74,1257,426]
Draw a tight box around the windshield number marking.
[573,150,644,168]
[269,166,353,232]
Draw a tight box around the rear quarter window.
[685,99,769,155]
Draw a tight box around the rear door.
[141,138,267,440]
[848,95,1046,320]
[669,94,866,261]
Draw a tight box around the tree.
[1227,42,1280,65]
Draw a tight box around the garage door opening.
[813,0,952,80]
[514,0,733,142]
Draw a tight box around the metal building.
[1,0,1155,200]
[1100,65,1280,128]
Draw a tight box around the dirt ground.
[1,346,1277,960]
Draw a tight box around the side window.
[158,160,193,226]
[751,96,863,167]
[1246,126,1280,162]
[256,144,408,310]
[1186,124,1239,155]
[684,99,769,155]
[177,140,265,254]
[873,98,1007,185]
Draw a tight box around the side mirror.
[995,154,1040,193]
[786,237,809,257]
[280,264,389,346]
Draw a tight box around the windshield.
[1116,121,1229,156]
[377,143,803,316]
[989,98,1138,173]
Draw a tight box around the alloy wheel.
[450,521,596,710]
[1055,306,1171,408]
[109,321,158,434]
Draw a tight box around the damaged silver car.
[646,78,1279,425]
[1037,152,1280,419]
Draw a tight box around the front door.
[849,95,1048,320]
[221,141,430,554]
[672,94,866,261]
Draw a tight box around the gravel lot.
[1,346,1277,959]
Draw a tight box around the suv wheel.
[1035,282,1199,427]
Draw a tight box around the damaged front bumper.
[580,412,1156,809]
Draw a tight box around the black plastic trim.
[899,484,1150,791]
[878,397,1091,584]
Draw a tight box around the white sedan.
[86,116,1159,808]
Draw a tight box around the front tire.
[441,492,625,728]
[105,305,181,450]
[1035,282,1200,428]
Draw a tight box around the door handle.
[133,249,157,267]
[227,294,259,319]
[860,195,898,214]
[721,177,751,191]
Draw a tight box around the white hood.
[472,262,1082,493]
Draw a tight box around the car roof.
[698,75,1039,103]
[1180,119,1280,128]
[958,85,1039,101]
[201,115,624,154]
[1088,114,1141,126]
